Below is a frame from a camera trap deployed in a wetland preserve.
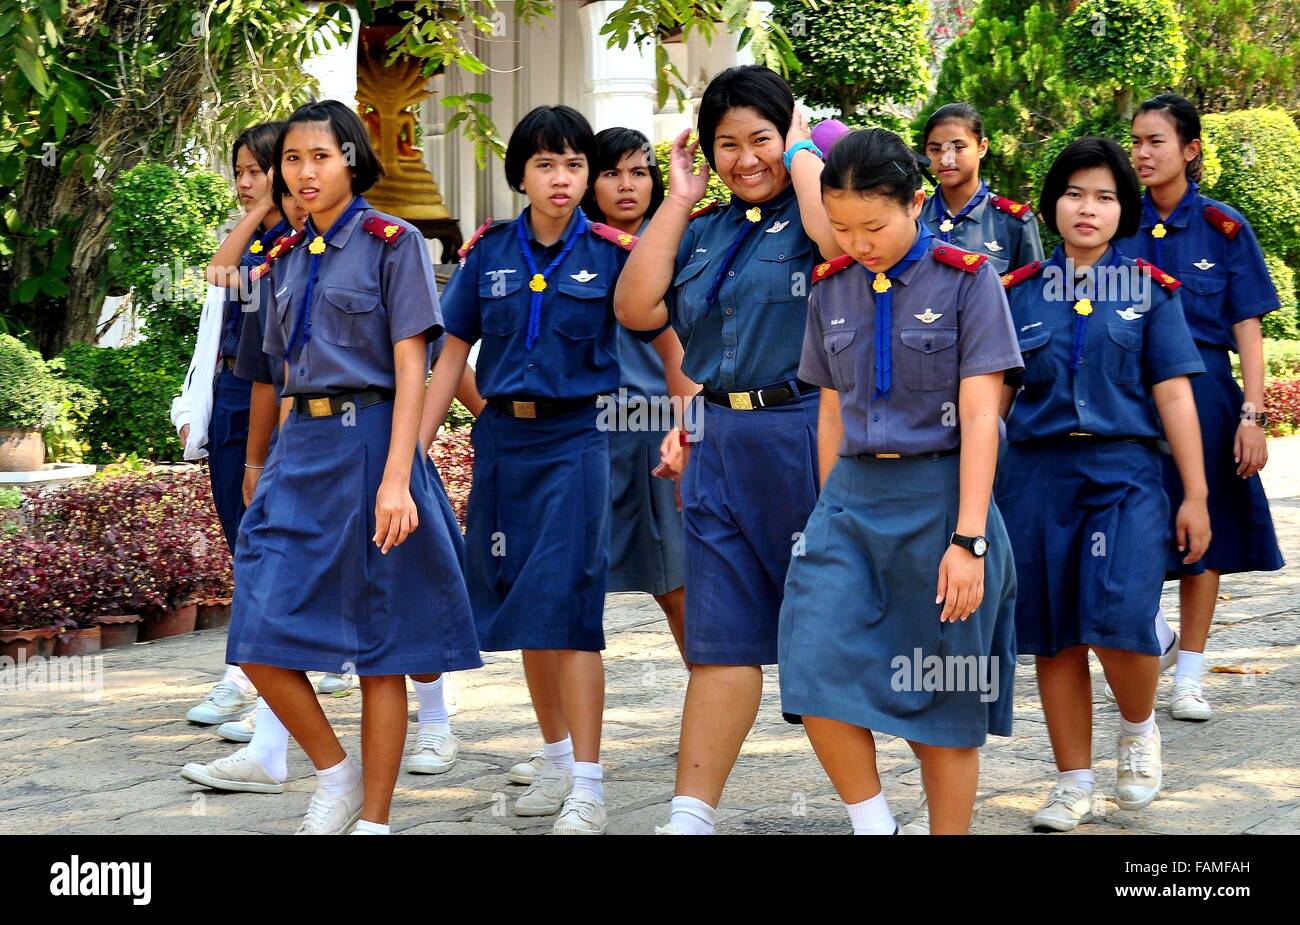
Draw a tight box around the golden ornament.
[308,237,326,255]
[529,273,547,292]
[872,273,891,294]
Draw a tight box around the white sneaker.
[1031,781,1096,832]
[1105,635,1179,701]
[654,822,688,835]
[506,748,545,785]
[186,679,257,725]
[514,763,573,816]
[316,673,353,695]
[216,713,255,743]
[552,790,607,835]
[1170,678,1211,721]
[295,779,365,835]
[180,747,285,794]
[404,724,459,774]
[1116,726,1163,810]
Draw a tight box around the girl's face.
[923,120,987,190]
[280,121,355,216]
[593,148,654,226]
[281,194,310,231]
[1056,165,1122,252]
[1131,110,1199,188]
[712,106,789,203]
[521,147,587,224]
[823,187,926,273]
[234,145,272,211]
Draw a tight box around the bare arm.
[454,363,486,418]
[374,334,430,554]
[418,335,472,456]
[1153,376,1211,563]
[785,107,842,259]
[816,388,842,486]
[241,381,279,506]
[207,201,274,288]
[1232,316,1268,478]
[999,383,1017,421]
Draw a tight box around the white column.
[303,2,360,109]
[579,0,657,136]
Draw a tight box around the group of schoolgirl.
[173,67,1282,837]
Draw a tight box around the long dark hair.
[697,65,794,171]
[581,127,664,225]
[1134,94,1203,183]
[821,128,922,209]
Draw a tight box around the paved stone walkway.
[2,440,1297,835]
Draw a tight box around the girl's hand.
[785,106,812,150]
[179,423,190,447]
[654,429,691,479]
[668,128,710,208]
[936,544,985,623]
[374,477,419,554]
[242,465,262,507]
[1234,420,1267,478]
[1176,497,1211,564]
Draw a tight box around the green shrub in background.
[1261,255,1299,341]
[60,339,184,463]
[1062,0,1188,114]
[0,335,63,430]
[41,357,102,463]
[1202,109,1300,263]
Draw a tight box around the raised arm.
[208,197,275,289]
[785,107,842,260]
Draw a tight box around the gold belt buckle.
[728,391,754,411]
[512,400,537,419]
[874,453,901,459]
[307,397,332,417]
[1068,431,1093,437]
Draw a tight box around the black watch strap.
[950,532,989,558]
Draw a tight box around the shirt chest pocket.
[754,238,811,304]
[318,286,381,349]
[671,258,712,325]
[1016,328,1054,390]
[822,328,857,392]
[1178,267,1228,324]
[1105,323,1143,385]
[897,327,958,392]
[552,279,610,341]
[478,274,525,337]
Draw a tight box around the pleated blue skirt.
[226,399,481,675]
[208,368,251,553]
[998,439,1167,657]
[606,402,685,596]
[681,394,820,666]
[779,453,1016,748]
[1163,345,1284,577]
[465,403,610,652]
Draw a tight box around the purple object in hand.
[811,119,850,157]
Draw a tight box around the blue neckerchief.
[874,223,934,400]
[1141,180,1198,266]
[516,207,588,350]
[703,186,797,314]
[936,181,989,243]
[284,196,371,361]
[1048,244,1119,372]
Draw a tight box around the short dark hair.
[580,127,665,224]
[922,102,984,146]
[504,106,596,193]
[1038,137,1142,239]
[697,66,794,170]
[271,100,384,203]
[231,121,285,174]
[820,128,922,209]
[1134,93,1203,183]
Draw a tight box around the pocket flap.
[323,287,379,314]
[899,328,958,353]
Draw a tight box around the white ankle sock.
[1174,650,1204,685]
[246,697,289,781]
[413,676,449,727]
[316,755,360,798]
[845,791,895,835]
[223,665,253,694]
[542,736,575,774]
[572,761,605,803]
[1153,607,1177,651]
[668,795,716,835]
[1120,712,1156,739]
[351,819,389,835]
[1059,768,1095,793]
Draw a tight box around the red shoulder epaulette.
[1203,205,1241,240]
[989,194,1034,222]
[812,254,856,284]
[362,215,407,245]
[1000,260,1043,289]
[457,219,493,264]
[249,229,304,281]
[689,201,720,220]
[589,222,638,251]
[933,244,988,273]
[1135,258,1182,292]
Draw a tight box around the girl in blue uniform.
[998,138,1210,832]
[420,106,672,835]
[613,66,842,835]
[1117,94,1284,722]
[226,101,481,835]
[920,103,1044,276]
[779,129,1022,835]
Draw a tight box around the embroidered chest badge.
[570,270,598,283]
[1116,307,1142,321]
[766,220,789,234]
[914,308,944,324]
[984,240,1002,252]
[1193,259,1216,270]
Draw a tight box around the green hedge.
[60,339,184,463]
[1203,109,1300,263]
[1261,255,1299,341]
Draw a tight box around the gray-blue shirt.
[920,186,1044,276]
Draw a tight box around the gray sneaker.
[513,763,573,817]
[1116,726,1163,810]
[295,779,364,835]
[552,790,607,835]
[180,747,284,794]
[1031,781,1096,832]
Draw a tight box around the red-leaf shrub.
[0,537,91,630]
[430,427,473,529]
[1265,378,1300,436]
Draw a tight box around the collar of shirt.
[1045,242,1124,288]
[519,204,584,250]
[303,201,369,252]
[1141,179,1200,230]
[936,181,990,221]
[887,222,936,287]
[724,181,797,221]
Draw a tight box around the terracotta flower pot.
[0,626,61,661]
[195,599,232,630]
[94,614,143,649]
[139,602,198,641]
[55,626,102,657]
[0,428,44,472]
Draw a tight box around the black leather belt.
[1022,433,1163,452]
[293,389,393,418]
[487,394,601,420]
[702,379,817,411]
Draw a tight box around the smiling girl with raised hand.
[225,100,480,835]
[997,138,1210,832]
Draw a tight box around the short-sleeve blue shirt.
[920,186,1044,276]
[799,235,1023,457]
[1114,181,1280,351]
[1004,245,1206,444]
[664,184,816,392]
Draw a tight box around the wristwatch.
[783,139,824,170]
[1241,409,1269,428]
[950,532,988,558]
